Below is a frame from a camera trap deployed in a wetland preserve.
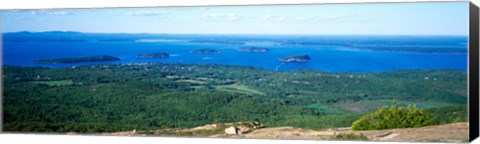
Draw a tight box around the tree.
[352,104,436,130]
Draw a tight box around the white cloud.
[261,14,288,22]
[168,7,196,11]
[260,14,363,23]
[29,10,70,15]
[47,11,69,15]
[294,16,312,20]
[124,11,172,17]
[276,16,287,21]
[314,15,366,22]
[201,13,239,21]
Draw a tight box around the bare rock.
[237,126,251,134]
[225,126,238,135]
[189,124,218,131]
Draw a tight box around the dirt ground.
[211,122,469,143]
[97,122,469,143]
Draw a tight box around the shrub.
[332,133,368,140]
[351,104,436,130]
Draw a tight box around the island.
[191,49,222,54]
[137,53,170,58]
[279,55,311,63]
[34,55,120,64]
[238,46,269,53]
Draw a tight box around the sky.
[0,2,470,35]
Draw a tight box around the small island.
[137,53,170,58]
[34,55,120,64]
[238,46,269,53]
[191,49,222,54]
[279,55,311,63]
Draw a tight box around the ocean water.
[1,33,468,72]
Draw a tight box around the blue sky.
[0,2,469,35]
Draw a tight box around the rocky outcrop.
[212,126,335,139]
[213,122,469,142]
[95,122,469,142]
[225,126,238,135]
[224,126,251,135]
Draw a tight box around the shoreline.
[2,62,469,74]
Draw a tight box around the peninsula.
[34,55,120,64]
[191,49,222,54]
[137,53,170,58]
[238,46,269,53]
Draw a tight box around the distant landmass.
[137,53,170,58]
[191,49,222,54]
[34,55,120,64]
[279,55,311,63]
[2,31,468,72]
[238,46,269,53]
[2,31,468,54]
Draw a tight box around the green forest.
[2,63,468,133]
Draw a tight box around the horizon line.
[1,30,469,37]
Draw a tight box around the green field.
[33,80,74,86]
[175,79,208,84]
[307,103,347,115]
[215,84,266,95]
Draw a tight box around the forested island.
[34,55,120,64]
[191,49,222,54]
[238,46,269,53]
[279,55,311,62]
[3,63,467,134]
[137,53,170,58]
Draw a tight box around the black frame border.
[469,1,479,142]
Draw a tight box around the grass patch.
[33,80,74,86]
[332,133,368,140]
[175,79,207,84]
[298,90,320,95]
[190,86,204,89]
[308,104,348,115]
[215,84,265,95]
[154,128,226,137]
[166,75,179,79]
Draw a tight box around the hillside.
[2,63,467,133]
[34,55,120,64]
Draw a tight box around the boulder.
[190,124,218,131]
[225,126,238,135]
[252,121,266,129]
[237,126,250,134]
